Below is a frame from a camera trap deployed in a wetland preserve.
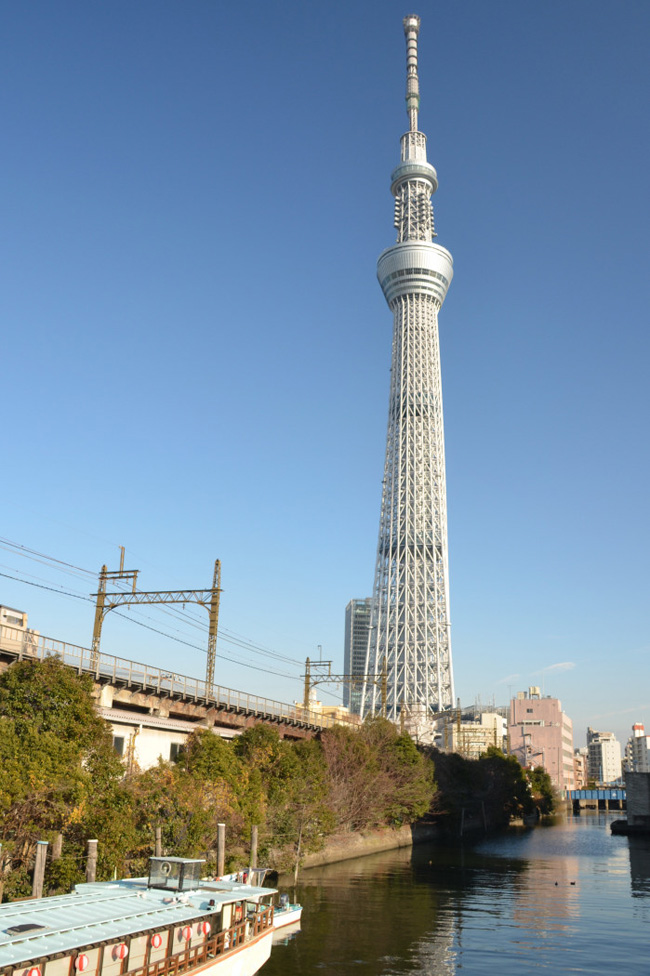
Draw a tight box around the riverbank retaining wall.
[627,772,650,829]
[300,822,440,870]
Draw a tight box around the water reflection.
[628,836,650,897]
[262,815,650,976]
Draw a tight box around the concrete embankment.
[298,822,440,870]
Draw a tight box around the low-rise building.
[0,606,39,655]
[509,687,575,792]
[574,748,588,789]
[437,710,507,759]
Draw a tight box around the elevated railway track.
[0,624,356,751]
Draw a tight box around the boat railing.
[120,908,274,976]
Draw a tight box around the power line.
[0,570,92,602]
[0,541,336,695]
[0,541,306,667]
[0,568,301,683]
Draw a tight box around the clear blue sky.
[2,1,649,748]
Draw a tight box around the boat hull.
[272,906,302,929]
[188,929,273,976]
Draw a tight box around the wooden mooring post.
[155,826,162,857]
[85,839,98,883]
[250,825,258,870]
[32,841,48,898]
[217,823,226,877]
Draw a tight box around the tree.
[0,657,125,898]
[527,766,556,814]
[321,719,436,831]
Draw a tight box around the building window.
[113,736,125,757]
[170,743,184,761]
[526,708,533,713]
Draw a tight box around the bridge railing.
[567,788,626,800]
[0,624,356,731]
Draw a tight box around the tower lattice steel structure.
[361,15,454,722]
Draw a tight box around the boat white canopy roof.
[0,877,275,969]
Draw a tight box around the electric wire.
[0,539,342,702]
[0,567,311,686]
[0,540,304,664]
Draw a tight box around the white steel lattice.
[361,15,454,721]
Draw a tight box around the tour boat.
[0,857,277,976]
[270,895,302,932]
[215,872,302,934]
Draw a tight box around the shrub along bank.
[0,659,554,900]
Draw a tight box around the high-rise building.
[361,15,454,723]
[343,598,371,713]
[586,727,622,785]
[509,687,575,792]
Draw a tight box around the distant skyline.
[2,1,649,748]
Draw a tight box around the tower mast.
[361,15,455,723]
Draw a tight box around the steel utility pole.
[90,552,222,693]
[303,658,388,719]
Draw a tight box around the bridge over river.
[0,623,357,768]
[567,788,626,811]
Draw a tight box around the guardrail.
[0,624,356,732]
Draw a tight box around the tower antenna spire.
[403,14,421,132]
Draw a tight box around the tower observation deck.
[361,15,454,723]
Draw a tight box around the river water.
[261,813,650,975]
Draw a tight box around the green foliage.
[432,745,536,829]
[0,658,127,899]
[0,657,552,899]
[527,765,556,814]
[321,718,436,830]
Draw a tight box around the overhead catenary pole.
[303,658,388,718]
[205,560,222,691]
[89,555,222,691]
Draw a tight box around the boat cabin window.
[148,856,204,892]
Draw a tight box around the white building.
[625,723,650,773]
[587,727,622,784]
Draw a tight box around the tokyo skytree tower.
[361,15,454,721]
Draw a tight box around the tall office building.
[343,598,372,712]
[362,16,454,721]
